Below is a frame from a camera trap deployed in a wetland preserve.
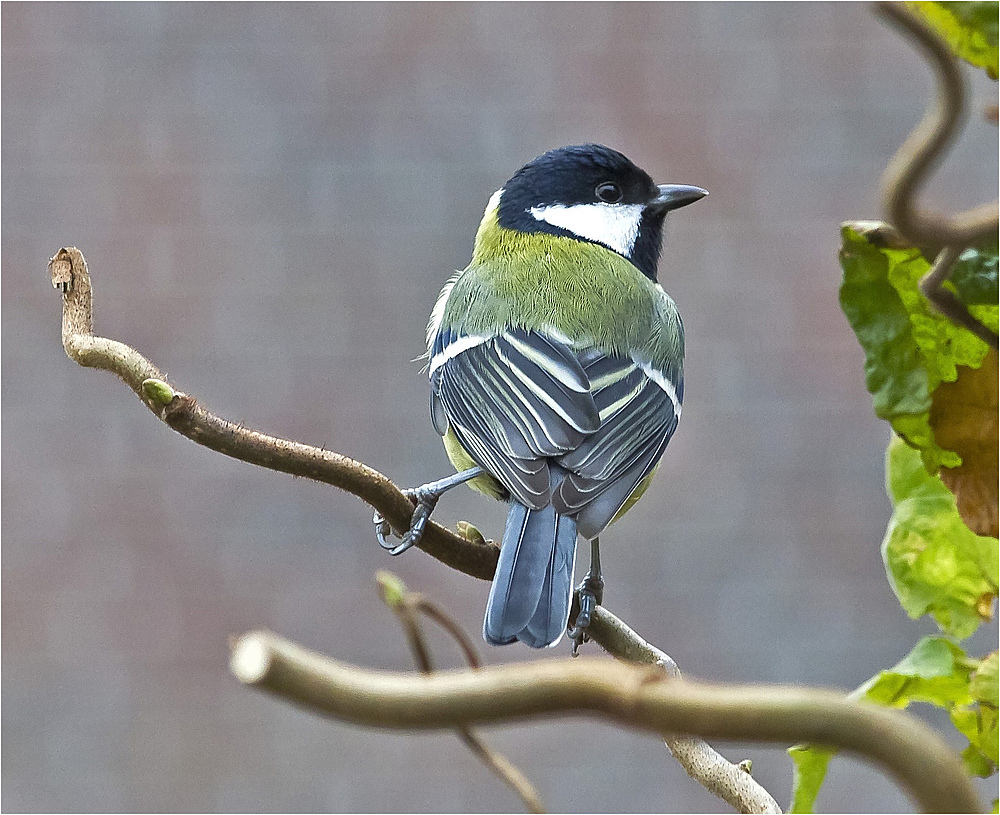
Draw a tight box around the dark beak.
[649,184,708,213]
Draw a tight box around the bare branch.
[919,246,999,347]
[454,730,545,815]
[875,2,998,251]
[587,607,781,814]
[231,630,983,814]
[412,597,483,670]
[874,2,999,349]
[48,246,498,580]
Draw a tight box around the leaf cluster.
[793,6,999,796]
[793,224,998,810]
[790,435,998,811]
[838,224,997,474]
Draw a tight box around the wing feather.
[430,325,683,537]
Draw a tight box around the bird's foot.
[569,571,605,655]
[373,467,485,556]
[374,485,441,556]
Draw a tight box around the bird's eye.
[595,182,623,203]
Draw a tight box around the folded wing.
[430,327,681,534]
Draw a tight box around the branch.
[377,572,545,814]
[231,630,983,815]
[875,2,998,250]
[874,2,999,349]
[587,607,781,813]
[919,245,999,347]
[47,245,783,812]
[49,246,497,580]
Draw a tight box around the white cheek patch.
[528,202,645,257]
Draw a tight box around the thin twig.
[412,597,482,670]
[453,731,545,815]
[919,246,999,346]
[230,630,983,814]
[376,574,545,813]
[414,591,774,813]
[874,2,999,348]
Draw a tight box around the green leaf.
[788,637,985,809]
[971,652,1000,707]
[854,636,976,707]
[788,745,836,814]
[951,247,1000,306]
[907,1,1000,78]
[952,704,999,772]
[961,740,996,776]
[956,652,1000,774]
[883,436,999,638]
[839,223,996,472]
[789,638,997,806]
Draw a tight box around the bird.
[374,144,706,648]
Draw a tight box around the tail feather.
[518,514,577,648]
[484,502,578,648]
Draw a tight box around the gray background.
[3,2,997,812]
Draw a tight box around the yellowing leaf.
[931,350,1000,537]
[884,436,998,638]
[971,652,1000,707]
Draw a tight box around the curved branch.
[48,247,497,580]
[874,2,999,349]
[231,630,983,814]
[919,246,999,347]
[875,2,998,251]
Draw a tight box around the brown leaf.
[931,349,999,536]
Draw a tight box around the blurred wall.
[3,2,997,812]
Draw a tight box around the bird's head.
[491,144,707,281]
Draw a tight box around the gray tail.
[483,502,578,648]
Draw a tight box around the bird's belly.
[442,426,508,501]
[609,465,659,525]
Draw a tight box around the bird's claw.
[373,509,396,551]
[373,488,441,556]
[568,572,605,655]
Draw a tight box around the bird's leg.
[374,467,484,556]
[570,536,604,654]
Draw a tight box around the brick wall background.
[3,3,997,812]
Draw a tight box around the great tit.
[376,144,706,648]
